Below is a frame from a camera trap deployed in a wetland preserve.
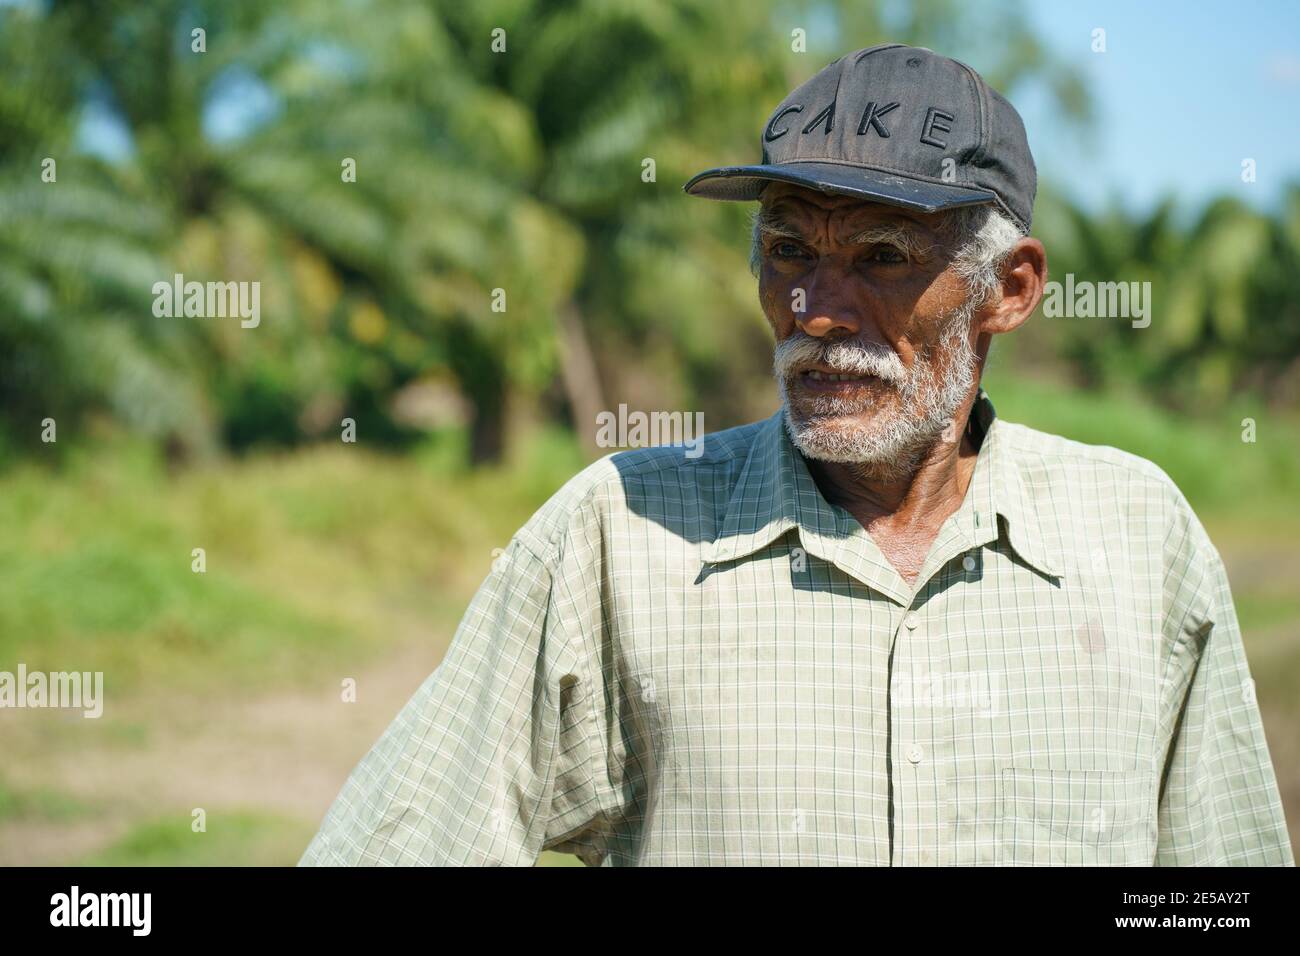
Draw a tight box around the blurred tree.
[1032,184,1300,407]
[0,4,205,457]
[9,0,1294,468]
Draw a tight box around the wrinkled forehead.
[759,182,943,239]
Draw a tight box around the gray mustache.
[773,335,908,385]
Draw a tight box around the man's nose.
[793,263,870,337]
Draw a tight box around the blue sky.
[1015,0,1300,218]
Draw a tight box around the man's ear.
[977,237,1047,336]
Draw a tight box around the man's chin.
[783,400,888,436]
[785,386,894,419]
[781,404,938,477]
[785,411,890,463]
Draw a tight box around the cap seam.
[852,43,908,65]
[949,59,1033,231]
[827,51,849,134]
[952,59,990,170]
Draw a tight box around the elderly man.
[301,45,1292,866]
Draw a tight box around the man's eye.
[868,247,907,264]
[771,241,806,259]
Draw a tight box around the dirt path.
[1,639,443,865]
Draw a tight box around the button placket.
[889,606,946,866]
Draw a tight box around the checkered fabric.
[300,390,1292,866]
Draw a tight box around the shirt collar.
[963,389,1063,578]
[701,388,1063,582]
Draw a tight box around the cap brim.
[683,161,997,215]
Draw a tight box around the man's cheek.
[760,267,794,311]
[758,275,780,322]
[766,296,800,338]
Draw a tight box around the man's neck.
[805,391,982,581]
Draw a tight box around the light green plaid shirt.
[300,390,1292,866]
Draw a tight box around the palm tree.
[1,0,1100,465]
[0,4,201,457]
[1031,183,1300,407]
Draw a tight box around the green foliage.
[1,0,1107,463]
[1030,186,1300,407]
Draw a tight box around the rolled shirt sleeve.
[299,532,604,866]
[1155,505,1294,866]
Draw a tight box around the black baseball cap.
[683,44,1037,232]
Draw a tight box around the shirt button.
[904,614,919,630]
[962,554,977,572]
[906,744,924,764]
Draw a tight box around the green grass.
[79,811,316,866]
[0,424,587,693]
[1236,592,1300,636]
[0,775,93,824]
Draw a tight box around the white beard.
[774,301,980,482]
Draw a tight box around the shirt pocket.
[998,768,1155,866]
